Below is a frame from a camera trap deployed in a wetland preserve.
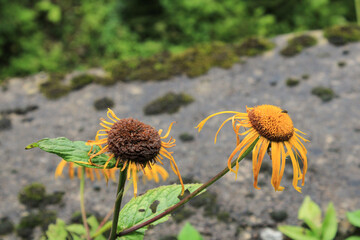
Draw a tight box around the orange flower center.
[107,118,161,166]
[248,105,294,142]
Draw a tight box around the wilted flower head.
[197,105,309,192]
[86,108,184,196]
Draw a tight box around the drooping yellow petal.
[271,142,281,191]
[107,108,120,122]
[196,111,245,132]
[252,137,262,189]
[214,116,237,144]
[100,118,114,126]
[160,121,176,139]
[227,129,258,174]
[55,160,68,178]
[284,142,302,192]
[87,138,108,146]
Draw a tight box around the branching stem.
[117,138,259,237]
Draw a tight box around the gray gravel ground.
[1,31,360,239]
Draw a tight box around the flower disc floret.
[107,118,162,167]
[248,105,294,142]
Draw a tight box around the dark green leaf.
[178,222,203,240]
[25,137,117,169]
[347,210,360,227]
[117,184,202,239]
[278,225,319,240]
[321,202,337,240]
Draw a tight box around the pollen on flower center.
[107,118,162,166]
[248,105,294,142]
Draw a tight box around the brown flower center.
[107,118,162,166]
[248,105,294,142]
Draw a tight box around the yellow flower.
[196,105,309,192]
[86,108,184,196]
[55,160,117,181]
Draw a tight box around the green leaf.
[321,202,337,240]
[25,137,117,169]
[45,219,69,240]
[87,215,100,231]
[347,210,360,227]
[345,237,360,240]
[66,223,86,235]
[86,216,107,240]
[298,196,322,235]
[178,222,203,240]
[278,225,319,240]
[117,184,203,239]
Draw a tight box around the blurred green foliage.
[0,0,356,79]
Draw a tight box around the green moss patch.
[16,213,42,239]
[43,191,65,205]
[39,73,70,100]
[311,86,336,102]
[16,210,57,239]
[106,42,240,81]
[338,61,346,67]
[286,78,300,87]
[0,115,12,131]
[173,42,239,78]
[270,210,288,222]
[18,183,46,209]
[70,74,96,90]
[39,38,275,99]
[37,210,57,231]
[18,183,64,209]
[172,207,194,223]
[143,92,194,115]
[280,34,317,57]
[179,133,195,142]
[234,37,274,56]
[217,211,232,223]
[40,73,117,99]
[93,97,115,111]
[324,24,360,46]
[302,74,310,80]
[0,217,14,236]
[190,191,218,217]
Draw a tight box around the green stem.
[356,0,360,25]
[109,167,128,240]
[117,138,259,237]
[80,167,91,240]
[93,179,133,238]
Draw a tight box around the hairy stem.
[109,167,128,240]
[80,167,91,240]
[117,138,259,237]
